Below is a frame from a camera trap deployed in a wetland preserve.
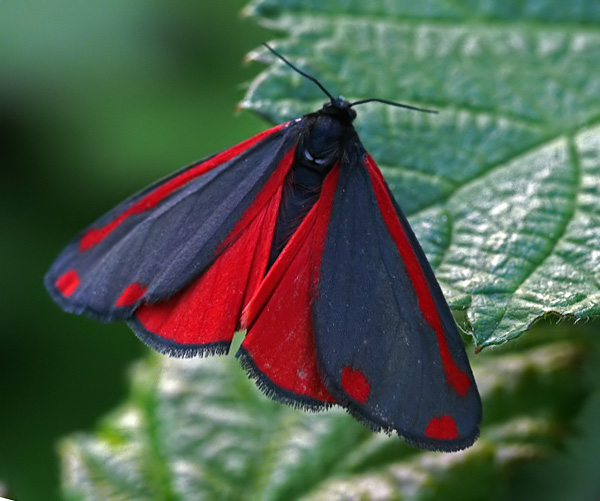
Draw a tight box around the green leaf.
[60,334,591,501]
[240,0,600,347]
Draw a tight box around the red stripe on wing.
[79,123,288,251]
[133,145,294,348]
[240,166,340,405]
[365,155,470,398]
[217,144,296,257]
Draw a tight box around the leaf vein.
[492,136,580,331]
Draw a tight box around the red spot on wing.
[116,283,147,307]
[240,166,341,404]
[365,155,470,398]
[56,269,80,297]
[79,123,288,252]
[341,366,371,404]
[134,145,294,347]
[425,415,458,440]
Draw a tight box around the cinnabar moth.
[45,44,481,451]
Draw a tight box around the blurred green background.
[1,1,269,499]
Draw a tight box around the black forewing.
[313,144,481,451]
[45,122,300,320]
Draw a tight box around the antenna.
[262,43,438,115]
[262,43,335,102]
[350,98,438,114]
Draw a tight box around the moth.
[46,44,481,451]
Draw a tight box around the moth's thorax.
[295,98,356,175]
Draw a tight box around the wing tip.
[342,402,480,452]
[44,270,140,322]
[321,374,481,452]
[236,346,333,412]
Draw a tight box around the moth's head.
[320,98,357,124]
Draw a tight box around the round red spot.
[55,269,80,297]
[341,366,371,404]
[116,282,147,307]
[425,415,458,440]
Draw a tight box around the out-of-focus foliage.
[241,0,600,348]
[60,330,595,500]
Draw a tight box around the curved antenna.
[262,42,335,102]
[350,98,438,114]
[262,43,438,115]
